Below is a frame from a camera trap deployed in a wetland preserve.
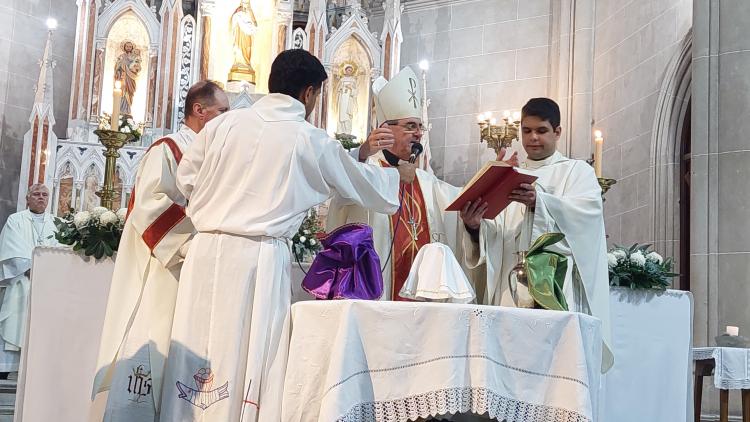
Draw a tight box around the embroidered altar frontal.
[282,301,602,422]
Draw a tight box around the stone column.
[74,181,84,211]
[154,0,184,133]
[198,0,215,81]
[274,0,293,56]
[691,0,750,349]
[549,0,595,159]
[68,0,101,134]
[90,40,105,118]
[380,0,403,80]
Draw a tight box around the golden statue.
[228,0,257,83]
[113,40,142,115]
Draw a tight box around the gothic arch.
[97,0,161,46]
[650,29,692,283]
[323,12,381,69]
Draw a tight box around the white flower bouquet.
[292,208,324,262]
[97,113,145,143]
[607,243,677,290]
[54,206,128,259]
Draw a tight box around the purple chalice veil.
[301,223,383,300]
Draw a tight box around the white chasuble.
[0,209,57,370]
[464,151,613,371]
[326,151,478,301]
[93,125,196,421]
[161,94,399,422]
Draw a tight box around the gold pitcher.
[507,250,535,308]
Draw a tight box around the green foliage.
[54,208,126,259]
[335,133,359,151]
[98,113,144,143]
[607,243,678,290]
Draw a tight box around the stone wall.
[400,0,551,186]
[592,0,692,251]
[0,0,77,228]
[692,0,750,417]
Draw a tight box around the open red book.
[445,161,538,219]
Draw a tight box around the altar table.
[603,288,693,422]
[282,301,603,422]
[15,247,114,422]
[693,347,750,422]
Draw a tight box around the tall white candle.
[594,130,604,177]
[111,80,122,130]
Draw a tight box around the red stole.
[127,137,186,252]
[383,162,430,301]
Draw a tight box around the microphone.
[408,143,424,164]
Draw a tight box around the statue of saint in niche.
[228,0,258,83]
[335,63,360,135]
[113,40,142,115]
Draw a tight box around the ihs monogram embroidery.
[176,368,229,410]
[408,78,418,108]
[127,365,153,403]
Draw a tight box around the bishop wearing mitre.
[92,81,229,421]
[327,67,474,301]
[460,97,613,370]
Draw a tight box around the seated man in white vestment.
[161,49,401,422]
[327,67,476,301]
[460,97,613,370]
[0,184,58,376]
[92,81,229,421]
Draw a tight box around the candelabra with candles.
[588,130,617,198]
[95,80,134,210]
[476,110,521,155]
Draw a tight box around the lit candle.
[111,80,122,130]
[490,118,497,125]
[512,111,521,122]
[503,110,511,119]
[593,130,604,177]
[727,326,740,336]
[477,113,486,123]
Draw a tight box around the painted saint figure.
[114,41,142,115]
[336,64,358,135]
[228,0,257,83]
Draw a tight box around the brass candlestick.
[477,112,520,155]
[587,155,617,199]
[597,177,617,197]
[94,129,134,210]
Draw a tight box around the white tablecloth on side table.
[282,301,603,422]
[15,247,114,422]
[694,347,750,389]
[604,288,693,422]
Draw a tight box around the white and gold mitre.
[372,67,423,124]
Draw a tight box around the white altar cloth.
[282,301,602,422]
[604,288,693,422]
[694,347,750,390]
[14,247,114,422]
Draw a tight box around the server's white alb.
[160,93,399,422]
[464,151,613,370]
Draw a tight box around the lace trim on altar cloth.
[336,387,590,422]
[693,347,750,390]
